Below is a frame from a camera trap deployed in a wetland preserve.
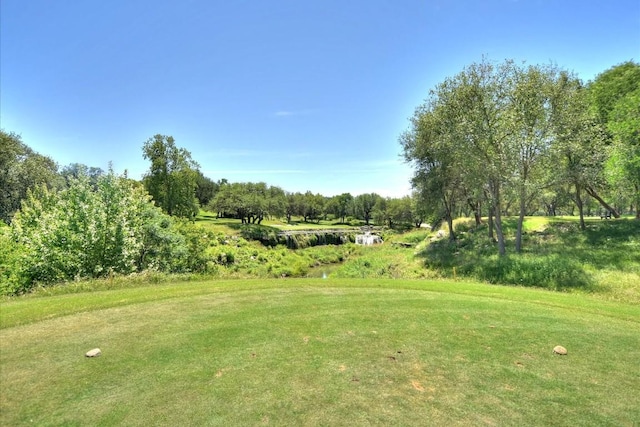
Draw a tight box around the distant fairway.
[1,278,638,426]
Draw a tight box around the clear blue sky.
[2,1,639,197]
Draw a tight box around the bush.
[170,219,214,273]
[474,254,592,290]
[0,225,30,295]
[5,171,205,295]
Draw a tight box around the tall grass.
[416,217,640,302]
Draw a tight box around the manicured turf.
[1,278,638,426]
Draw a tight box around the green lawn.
[2,278,638,426]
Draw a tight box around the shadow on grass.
[417,218,639,291]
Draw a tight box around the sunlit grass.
[417,216,640,303]
[1,278,638,425]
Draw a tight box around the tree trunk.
[575,184,585,231]
[444,193,456,241]
[468,199,482,226]
[490,180,506,256]
[488,204,495,242]
[515,184,526,253]
[494,208,506,256]
[585,186,620,218]
[447,215,455,242]
[635,183,640,219]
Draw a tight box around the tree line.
[0,131,428,230]
[401,59,639,255]
[2,57,636,234]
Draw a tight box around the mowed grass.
[1,279,639,426]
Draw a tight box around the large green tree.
[300,191,325,223]
[509,64,574,251]
[401,100,467,241]
[551,76,609,229]
[327,193,354,223]
[403,59,614,253]
[589,61,640,218]
[607,87,640,217]
[0,130,61,224]
[208,182,286,224]
[142,134,200,218]
[60,163,104,188]
[403,59,515,254]
[354,193,381,225]
[194,171,221,208]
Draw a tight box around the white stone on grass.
[85,348,102,358]
[553,345,567,355]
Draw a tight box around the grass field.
[2,278,639,426]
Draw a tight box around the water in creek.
[306,263,341,278]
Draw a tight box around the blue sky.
[2,1,639,197]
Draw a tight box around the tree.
[410,192,428,228]
[142,134,200,218]
[267,185,287,221]
[372,197,388,227]
[588,61,640,126]
[509,64,565,251]
[386,196,414,229]
[403,59,611,252]
[589,61,640,218]
[587,61,640,217]
[607,87,640,217]
[209,182,246,221]
[208,182,287,224]
[401,101,468,241]
[403,59,517,254]
[327,193,354,223]
[0,130,61,224]
[284,192,301,223]
[194,171,221,208]
[551,76,610,229]
[60,163,104,188]
[354,193,381,225]
[300,191,325,223]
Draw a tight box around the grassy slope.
[1,278,639,426]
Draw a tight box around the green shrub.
[474,254,592,290]
[6,171,204,294]
[169,220,215,273]
[0,226,30,295]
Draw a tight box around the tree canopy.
[142,134,200,218]
[589,61,640,218]
[0,130,61,224]
[401,58,617,254]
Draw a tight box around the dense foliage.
[3,170,209,295]
[401,59,639,256]
[589,61,640,218]
[142,134,200,218]
[0,130,61,224]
